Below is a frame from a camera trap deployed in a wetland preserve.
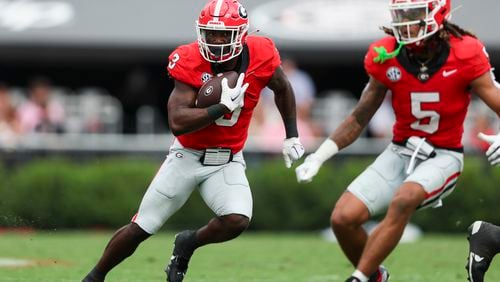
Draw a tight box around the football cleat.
[166,255,190,282]
[165,230,196,282]
[345,277,362,282]
[368,265,390,282]
[466,221,500,282]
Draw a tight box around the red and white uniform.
[167,35,281,153]
[347,34,491,215]
[364,35,491,149]
[133,36,280,234]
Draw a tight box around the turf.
[0,231,498,281]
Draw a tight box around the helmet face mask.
[196,0,249,63]
[389,0,450,45]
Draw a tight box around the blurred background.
[0,0,499,233]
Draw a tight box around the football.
[196,71,239,108]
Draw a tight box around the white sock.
[352,269,369,282]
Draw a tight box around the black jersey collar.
[396,41,450,82]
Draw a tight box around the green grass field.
[0,231,498,282]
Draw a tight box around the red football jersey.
[167,36,281,153]
[365,35,491,149]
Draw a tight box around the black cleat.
[466,221,500,282]
[368,265,390,282]
[345,277,362,282]
[166,255,190,282]
[165,230,197,282]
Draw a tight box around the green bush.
[0,156,498,232]
[0,158,156,228]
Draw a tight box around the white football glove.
[295,138,339,183]
[282,137,305,168]
[220,73,249,112]
[295,153,323,183]
[478,132,500,166]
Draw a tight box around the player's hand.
[220,73,249,112]
[295,153,323,183]
[478,132,500,166]
[282,137,305,168]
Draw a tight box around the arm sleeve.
[460,39,492,83]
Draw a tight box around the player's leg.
[350,148,463,281]
[332,194,390,282]
[331,192,371,266]
[356,181,426,278]
[83,150,198,282]
[466,221,500,282]
[166,155,252,281]
[166,214,250,282]
[197,157,252,243]
[335,144,407,281]
[83,223,151,282]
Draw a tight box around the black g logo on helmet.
[238,5,247,19]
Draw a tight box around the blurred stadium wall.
[0,0,499,231]
[0,0,499,136]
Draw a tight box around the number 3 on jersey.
[410,92,440,134]
[168,53,180,69]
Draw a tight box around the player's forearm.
[168,105,227,136]
[274,92,299,138]
[330,115,365,149]
[329,78,386,148]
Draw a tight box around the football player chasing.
[82,0,304,281]
[295,0,500,281]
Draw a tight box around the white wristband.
[314,138,339,163]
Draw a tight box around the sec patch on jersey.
[196,71,238,108]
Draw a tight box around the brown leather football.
[196,71,239,108]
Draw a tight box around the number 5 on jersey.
[410,92,440,134]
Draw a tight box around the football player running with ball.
[295,0,500,281]
[82,0,304,281]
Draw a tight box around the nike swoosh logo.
[443,69,458,77]
[231,96,238,102]
[474,254,484,262]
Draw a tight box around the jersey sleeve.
[363,38,394,86]
[166,45,199,86]
[364,42,379,77]
[257,37,281,80]
[455,37,492,83]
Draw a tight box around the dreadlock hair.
[380,20,476,41]
[440,21,476,40]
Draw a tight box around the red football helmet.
[389,0,451,45]
[196,0,249,63]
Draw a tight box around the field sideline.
[0,231,498,282]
